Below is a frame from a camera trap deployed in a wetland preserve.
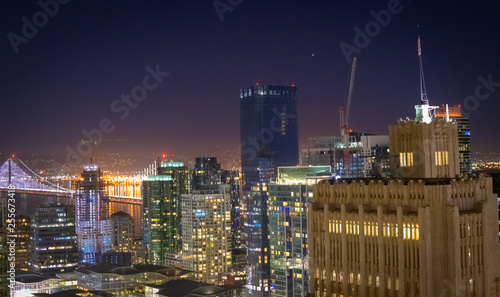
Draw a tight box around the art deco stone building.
[308,117,500,296]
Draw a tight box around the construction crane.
[339,57,357,177]
[80,138,128,165]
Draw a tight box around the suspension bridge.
[0,157,158,205]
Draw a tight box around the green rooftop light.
[144,175,172,181]
[160,161,184,168]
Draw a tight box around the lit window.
[399,152,413,167]
[435,151,449,166]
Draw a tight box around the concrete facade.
[309,118,500,296]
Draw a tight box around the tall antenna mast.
[414,31,437,123]
[418,35,429,105]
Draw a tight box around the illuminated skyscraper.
[268,166,331,297]
[240,84,299,296]
[143,161,189,265]
[181,185,232,284]
[435,104,471,174]
[28,202,78,274]
[74,165,112,264]
[193,158,245,267]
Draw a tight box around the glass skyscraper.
[143,161,189,265]
[240,84,299,296]
[74,165,112,264]
[28,201,78,274]
[268,166,331,297]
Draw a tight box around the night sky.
[1,1,499,158]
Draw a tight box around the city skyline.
[1,1,500,158]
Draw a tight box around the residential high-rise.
[143,161,189,265]
[110,211,134,253]
[268,166,331,297]
[28,201,78,274]
[240,84,299,296]
[435,104,471,174]
[74,165,112,264]
[181,185,232,284]
[309,114,500,295]
[193,158,245,267]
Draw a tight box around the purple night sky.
[1,1,499,158]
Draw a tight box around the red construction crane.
[339,57,357,177]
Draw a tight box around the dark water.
[0,191,73,216]
[0,192,142,237]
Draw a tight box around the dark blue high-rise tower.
[240,84,298,296]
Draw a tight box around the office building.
[28,202,78,275]
[240,84,299,296]
[301,134,389,178]
[143,162,189,265]
[268,166,331,297]
[435,104,472,174]
[309,112,500,295]
[110,211,134,253]
[74,165,112,264]
[181,185,232,284]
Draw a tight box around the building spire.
[418,35,429,105]
[414,31,437,123]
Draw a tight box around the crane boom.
[344,57,357,132]
[339,57,357,178]
[80,138,128,165]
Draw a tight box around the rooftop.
[15,273,58,283]
[147,279,241,297]
[76,264,191,277]
[110,211,132,218]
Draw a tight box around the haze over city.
[1,1,499,159]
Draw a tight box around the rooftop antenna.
[414,28,437,123]
[417,32,428,105]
